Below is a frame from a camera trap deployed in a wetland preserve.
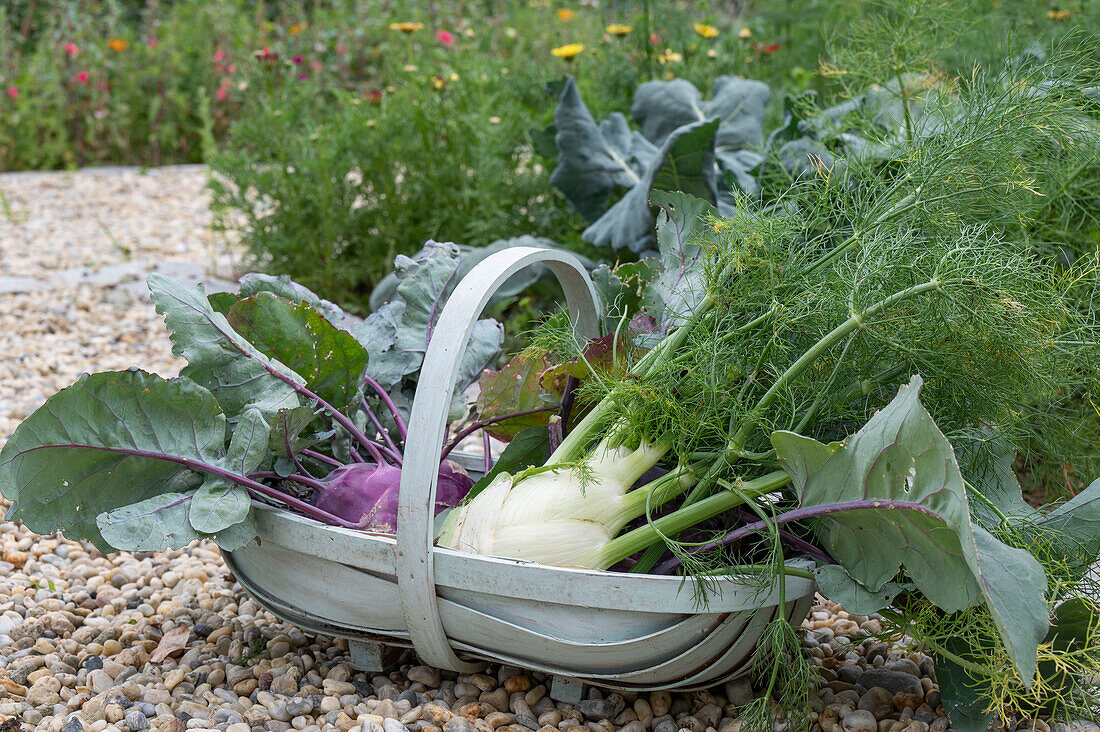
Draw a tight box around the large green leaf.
[476,353,557,441]
[549,76,646,222]
[355,241,504,420]
[368,236,590,313]
[0,370,227,551]
[772,376,1049,684]
[932,641,995,732]
[227,292,368,412]
[812,565,902,615]
[98,493,202,552]
[188,408,269,534]
[641,191,717,336]
[582,119,720,252]
[1035,477,1100,560]
[148,274,302,419]
[631,76,771,149]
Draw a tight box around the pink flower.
[213,50,226,62]
[436,30,455,45]
[336,44,349,54]
[64,42,79,57]
[216,87,229,102]
[148,37,159,48]
[292,55,304,65]
[297,72,309,80]
[6,86,17,99]
[310,59,323,72]
[75,71,89,84]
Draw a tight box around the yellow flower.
[289,23,306,35]
[403,64,418,72]
[606,23,633,36]
[694,23,719,39]
[107,38,128,52]
[738,27,752,39]
[389,21,424,33]
[657,49,683,64]
[551,43,585,60]
[489,116,502,124]
[557,8,576,21]
[1047,9,1072,20]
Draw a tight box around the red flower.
[148,37,159,48]
[213,50,226,62]
[436,29,455,45]
[6,86,17,99]
[216,87,229,102]
[64,42,79,57]
[292,55,304,65]
[366,90,384,103]
[253,47,278,62]
[650,33,660,46]
[753,42,780,55]
[75,71,89,84]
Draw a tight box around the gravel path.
[0,166,1024,732]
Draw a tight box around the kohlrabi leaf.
[226,292,369,411]
[468,425,551,500]
[771,376,1049,685]
[368,236,589,313]
[812,564,902,615]
[550,76,645,222]
[476,353,558,441]
[188,408,269,534]
[213,515,257,550]
[642,191,718,336]
[0,370,227,551]
[933,641,995,732]
[97,493,201,552]
[148,274,302,419]
[583,119,720,252]
[1034,476,1100,561]
[268,406,321,459]
[354,241,504,418]
[236,273,348,325]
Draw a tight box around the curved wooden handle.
[395,247,601,672]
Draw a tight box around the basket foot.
[348,640,400,673]
[549,675,587,704]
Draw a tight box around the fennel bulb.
[438,439,672,568]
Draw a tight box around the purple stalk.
[362,398,402,460]
[440,406,558,460]
[300,448,342,468]
[654,500,933,574]
[263,367,390,466]
[285,431,314,479]
[22,444,357,528]
[250,471,330,493]
[362,375,408,440]
[558,375,579,430]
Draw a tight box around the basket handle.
[395,246,600,672]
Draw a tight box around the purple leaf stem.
[19,443,357,528]
[250,471,330,493]
[558,375,579,431]
[362,398,402,460]
[440,406,559,460]
[285,431,314,479]
[264,367,388,465]
[548,417,563,454]
[300,448,342,468]
[362,375,408,440]
[653,499,933,574]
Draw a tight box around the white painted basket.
[223,247,816,692]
